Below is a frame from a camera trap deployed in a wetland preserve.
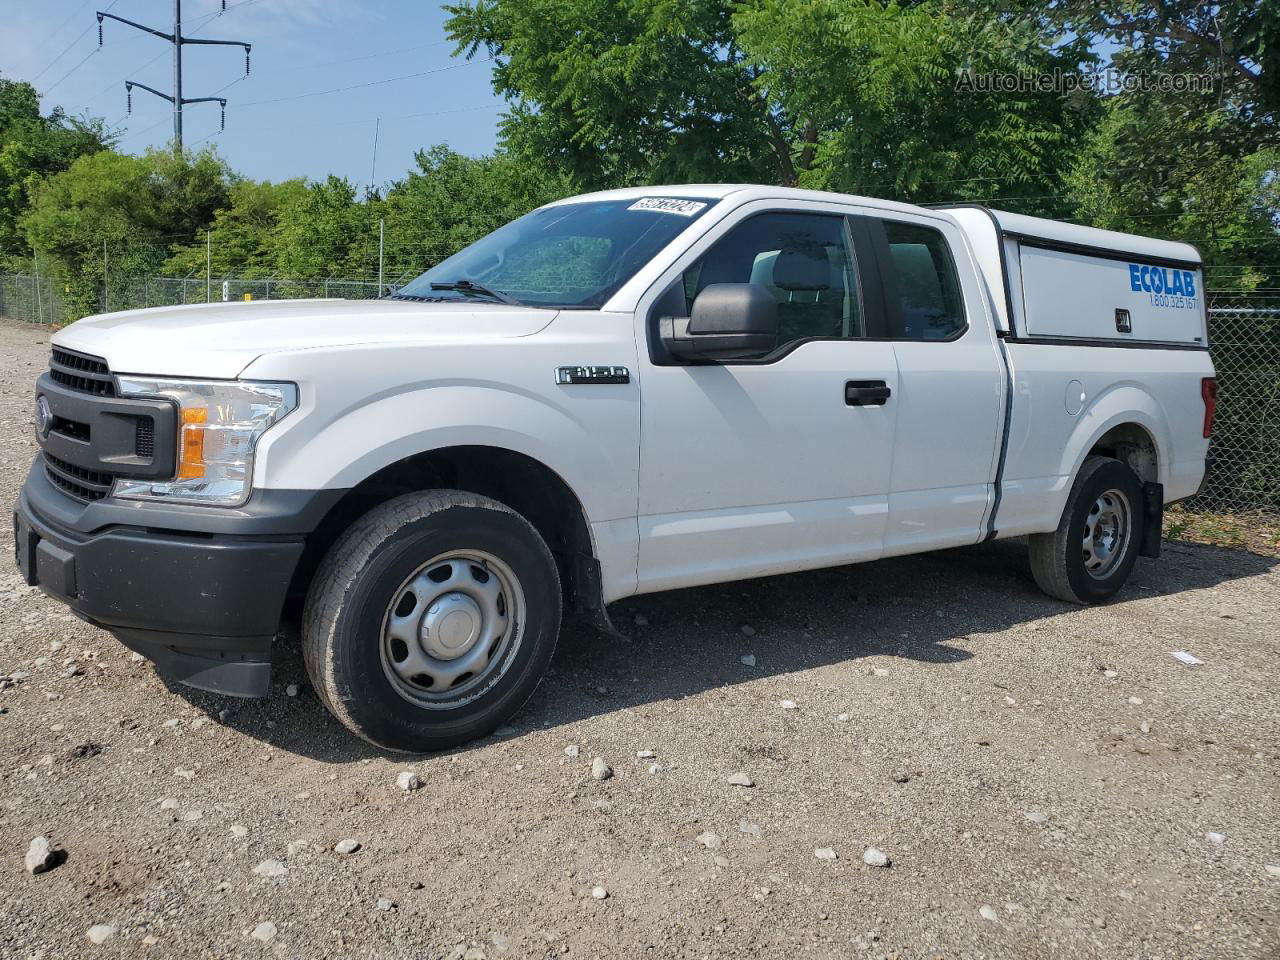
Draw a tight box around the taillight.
[1201,377,1217,438]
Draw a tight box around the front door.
[634,206,900,594]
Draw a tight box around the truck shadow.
[165,536,1277,762]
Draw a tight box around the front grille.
[44,453,114,502]
[49,347,115,397]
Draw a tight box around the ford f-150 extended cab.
[13,185,1216,751]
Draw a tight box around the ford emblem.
[35,395,52,438]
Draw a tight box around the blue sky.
[4,0,506,187]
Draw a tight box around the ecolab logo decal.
[1129,263,1199,310]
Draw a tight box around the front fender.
[245,335,641,527]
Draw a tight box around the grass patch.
[1164,505,1280,556]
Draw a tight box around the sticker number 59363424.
[627,197,708,216]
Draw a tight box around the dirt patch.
[1,318,1278,959]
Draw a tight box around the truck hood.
[52,298,558,380]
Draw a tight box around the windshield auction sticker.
[628,197,708,216]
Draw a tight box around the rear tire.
[1028,456,1145,605]
[302,490,561,752]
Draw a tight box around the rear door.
[867,213,1006,554]
[633,201,900,594]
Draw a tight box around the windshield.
[391,196,719,309]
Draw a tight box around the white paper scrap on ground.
[1171,651,1203,666]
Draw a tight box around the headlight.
[112,378,297,507]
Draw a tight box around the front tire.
[1028,456,1146,605]
[302,490,561,752]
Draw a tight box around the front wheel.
[302,490,561,752]
[1028,456,1146,604]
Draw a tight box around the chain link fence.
[1,274,1276,515]
[0,273,390,326]
[1190,293,1279,514]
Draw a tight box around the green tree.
[22,148,230,317]
[381,145,572,281]
[270,175,372,286]
[446,0,1099,203]
[163,178,308,279]
[445,0,811,188]
[732,0,1098,211]
[0,76,114,265]
[1048,1,1279,290]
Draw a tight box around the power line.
[31,0,115,86]
[234,56,494,108]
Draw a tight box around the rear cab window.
[877,220,966,340]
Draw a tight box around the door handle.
[845,380,891,406]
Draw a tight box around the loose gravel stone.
[1024,811,1049,824]
[591,885,608,900]
[86,925,116,944]
[738,821,762,838]
[564,744,579,758]
[1206,831,1226,846]
[376,898,396,911]
[727,771,754,787]
[636,750,655,759]
[24,836,55,874]
[253,859,288,878]
[251,922,277,943]
[230,825,248,838]
[815,847,837,861]
[697,831,722,850]
[334,839,362,854]
[779,700,798,710]
[740,654,756,667]
[740,625,756,637]
[979,905,1000,922]
[590,757,613,781]
[285,684,299,697]
[862,847,890,868]
[396,770,422,792]
[1265,865,1280,879]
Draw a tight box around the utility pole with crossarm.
[97,1,251,155]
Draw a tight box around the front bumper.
[12,461,331,697]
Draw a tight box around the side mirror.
[660,283,778,360]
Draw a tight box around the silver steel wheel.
[1082,488,1131,579]
[379,550,525,709]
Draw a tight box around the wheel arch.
[1061,385,1170,488]
[283,445,603,626]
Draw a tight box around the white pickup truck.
[13,185,1215,750]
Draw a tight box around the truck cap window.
[392,197,719,309]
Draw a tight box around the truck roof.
[548,185,1201,265]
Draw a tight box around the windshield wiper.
[428,280,521,305]
[385,293,453,303]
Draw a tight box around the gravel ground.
[1,317,1278,960]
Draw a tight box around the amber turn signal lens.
[177,406,208,480]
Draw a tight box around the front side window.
[682,212,862,351]
[393,197,718,309]
[882,220,965,339]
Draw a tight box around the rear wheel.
[1028,456,1146,604]
[302,490,561,752]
